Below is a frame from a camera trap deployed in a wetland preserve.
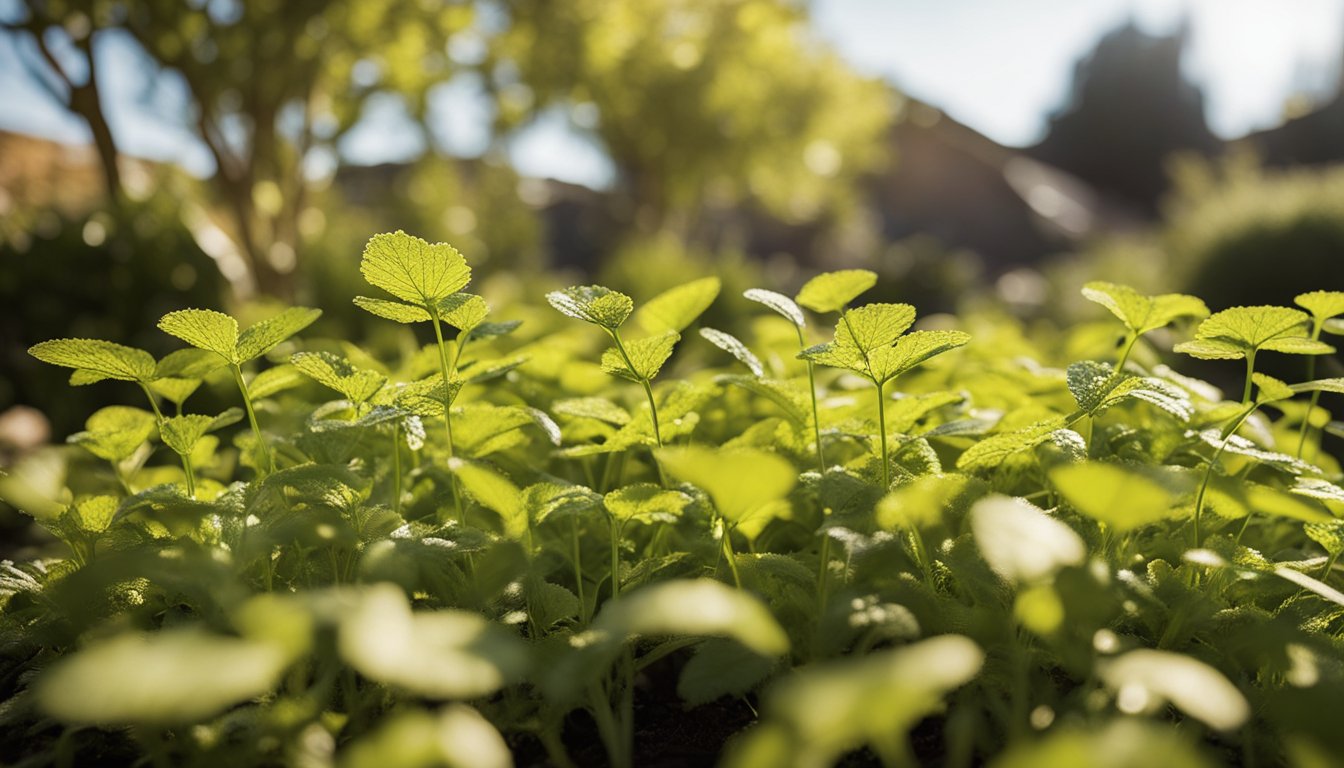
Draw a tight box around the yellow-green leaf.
[835,303,916,353]
[353,295,432,324]
[1177,305,1324,360]
[743,288,805,327]
[292,351,386,404]
[449,459,526,539]
[1049,462,1174,532]
[699,328,764,377]
[601,331,679,382]
[159,414,215,456]
[360,231,471,305]
[636,276,721,334]
[546,285,634,329]
[29,338,155,383]
[36,629,288,725]
[795,269,878,314]
[867,329,970,383]
[158,309,240,362]
[604,483,690,525]
[340,706,512,768]
[68,406,158,462]
[971,494,1085,583]
[438,293,490,334]
[235,306,322,362]
[593,578,789,657]
[1082,281,1208,335]
[657,446,796,527]
[1295,290,1344,324]
[1099,649,1249,730]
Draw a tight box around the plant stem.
[608,328,669,487]
[1193,405,1256,547]
[1113,331,1139,375]
[1296,340,1321,458]
[876,379,890,490]
[429,311,465,522]
[391,422,402,515]
[230,364,273,474]
[180,451,196,498]
[721,526,744,589]
[572,516,587,623]
[1241,350,1257,406]
[609,514,622,600]
[1320,551,1339,583]
[138,382,165,422]
[796,325,825,471]
[817,526,831,616]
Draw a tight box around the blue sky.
[1,0,1341,188]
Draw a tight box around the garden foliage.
[5,231,1344,767]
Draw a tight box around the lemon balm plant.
[9,229,1344,768]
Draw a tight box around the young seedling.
[744,269,877,472]
[353,231,476,458]
[157,306,320,474]
[1292,291,1344,456]
[800,302,970,489]
[1175,305,1333,405]
[548,279,718,484]
[1081,281,1208,374]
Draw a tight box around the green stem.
[1113,332,1139,375]
[1193,405,1256,547]
[138,382,165,422]
[180,451,196,498]
[230,364,273,474]
[391,422,402,515]
[609,328,669,487]
[1320,551,1339,583]
[721,525,744,589]
[572,516,587,624]
[797,325,825,471]
[817,526,831,617]
[609,515,622,601]
[876,379,890,490]
[1296,343,1321,458]
[429,312,464,523]
[1241,350,1257,406]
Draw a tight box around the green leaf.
[1176,305,1322,360]
[876,473,986,530]
[971,494,1085,583]
[340,706,512,768]
[553,397,632,425]
[247,364,305,400]
[1049,463,1173,532]
[1295,290,1344,324]
[795,269,878,314]
[72,494,119,533]
[992,720,1216,768]
[743,288,805,327]
[159,414,215,456]
[1304,520,1344,556]
[1081,281,1208,335]
[604,483,690,525]
[955,416,1068,472]
[1099,649,1250,730]
[636,276,721,334]
[593,578,790,657]
[154,348,225,379]
[353,295,432,324]
[546,285,633,329]
[360,231,472,305]
[338,584,528,700]
[235,306,322,362]
[449,459,526,539]
[700,328,764,376]
[1253,373,1294,404]
[731,636,982,768]
[28,338,156,383]
[1324,317,1344,336]
[36,628,288,725]
[292,351,387,404]
[601,331,679,382]
[69,406,158,462]
[834,303,916,353]
[1291,377,1344,395]
[657,446,795,529]
[1274,565,1344,608]
[1068,360,1117,412]
[867,329,970,383]
[157,309,240,362]
[437,293,490,334]
[677,638,777,706]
